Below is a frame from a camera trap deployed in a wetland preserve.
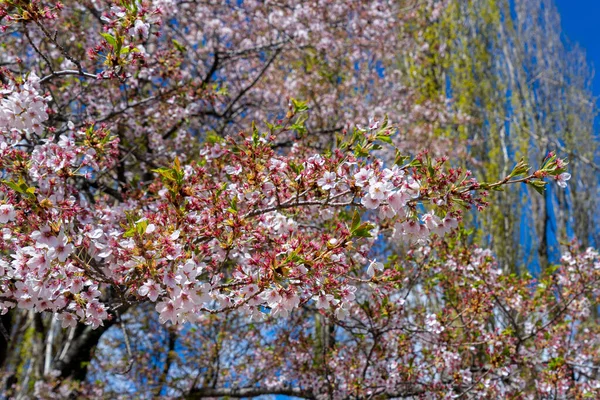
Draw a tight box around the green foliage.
[2,178,36,201]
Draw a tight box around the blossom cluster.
[0,79,572,334]
[0,73,48,137]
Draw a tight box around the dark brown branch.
[221,48,282,120]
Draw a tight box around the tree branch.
[39,70,102,84]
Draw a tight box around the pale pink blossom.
[0,204,16,224]
[138,279,161,302]
[556,172,571,188]
[361,194,380,209]
[317,171,337,190]
[367,259,384,277]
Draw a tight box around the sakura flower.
[281,291,300,311]
[225,165,242,175]
[31,226,58,248]
[317,171,337,190]
[87,301,108,319]
[26,250,52,273]
[367,259,384,277]
[156,299,177,324]
[56,312,78,329]
[263,289,282,308]
[81,285,101,302]
[95,243,112,259]
[313,293,334,309]
[293,263,308,274]
[131,19,150,40]
[354,168,372,187]
[163,270,180,288]
[110,6,126,18]
[403,221,429,241]
[241,284,259,296]
[190,283,212,305]
[55,233,74,263]
[442,217,459,231]
[0,204,16,224]
[270,302,290,318]
[173,289,196,312]
[404,176,421,197]
[368,117,380,130]
[387,190,408,212]
[335,303,350,320]
[307,154,325,167]
[261,181,275,196]
[138,279,161,302]
[378,204,395,219]
[383,165,403,180]
[181,259,203,280]
[86,316,104,330]
[556,172,571,188]
[268,158,287,171]
[368,180,390,200]
[425,313,444,334]
[421,212,441,231]
[361,194,380,209]
[69,276,85,294]
[17,293,34,310]
[86,228,104,239]
[145,223,156,234]
[340,285,357,302]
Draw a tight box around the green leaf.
[354,144,369,157]
[394,150,410,166]
[352,222,375,238]
[251,121,259,145]
[292,113,308,136]
[290,98,309,113]
[172,39,187,53]
[136,219,148,235]
[205,131,225,144]
[548,356,564,370]
[509,157,530,178]
[2,179,24,194]
[528,179,547,195]
[2,179,36,199]
[123,227,137,238]
[229,196,238,212]
[408,159,422,168]
[376,133,392,144]
[153,167,176,182]
[100,33,117,47]
[289,161,303,174]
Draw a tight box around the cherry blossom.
[366,259,384,277]
[317,171,337,190]
[556,172,572,188]
[0,204,16,224]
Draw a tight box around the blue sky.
[555,0,600,96]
